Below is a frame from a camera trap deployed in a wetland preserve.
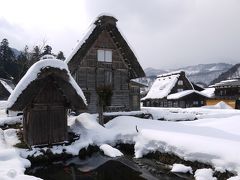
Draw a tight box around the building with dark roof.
[207,78,240,109]
[66,15,145,113]
[141,71,208,108]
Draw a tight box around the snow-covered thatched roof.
[167,90,208,100]
[141,73,180,100]
[7,57,87,111]
[141,71,206,100]
[210,78,240,88]
[65,14,145,79]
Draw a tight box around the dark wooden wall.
[170,74,193,94]
[24,78,68,146]
[143,93,206,108]
[74,30,139,113]
[215,86,240,99]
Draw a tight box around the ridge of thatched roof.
[65,14,145,79]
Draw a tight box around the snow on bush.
[171,163,193,174]
[0,149,40,179]
[0,116,22,126]
[194,168,216,180]
[100,144,123,157]
[4,129,20,146]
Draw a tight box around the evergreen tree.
[0,38,15,64]
[0,38,16,79]
[56,51,65,60]
[30,46,41,65]
[42,45,52,55]
[16,47,29,82]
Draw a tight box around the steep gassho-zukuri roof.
[141,73,180,100]
[8,57,87,110]
[65,14,145,79]
[141,71,206,100]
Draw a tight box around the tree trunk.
[98,98,104,126]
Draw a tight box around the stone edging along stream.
[26,143,236,180]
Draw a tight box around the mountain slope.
[143,63,233,86]
[210,64,240,85]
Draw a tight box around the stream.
[26,152,193,180]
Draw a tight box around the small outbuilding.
[207,78,240,109]
[7,55,87,146]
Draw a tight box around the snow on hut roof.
[0,79,13,93]
[141,74,180,100]
[7,58,87,109]
[167,90,208,100]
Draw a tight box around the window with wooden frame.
[97,49,112,62]
[178,80,183,85]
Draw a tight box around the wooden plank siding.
[206,99,236,109]
[23,78,68,146]
[75,30,139,113]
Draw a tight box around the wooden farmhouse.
[0,78,14,100]
[7,56,86,146]
[141,71,208,108]
[65,15,145,113]
[207,78,240,109]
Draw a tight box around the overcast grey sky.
[0,0,240,69]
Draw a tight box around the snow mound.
[100,144,123,157]
[0,149,40,179]
[4,128,20,146]
[171,163,193,174]
[203,101,233,109]
[65,113,114,155]
[194,168,216,180]
[228,176,240,180]
[0,116,22,126]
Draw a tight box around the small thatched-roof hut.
[8,55,87,146]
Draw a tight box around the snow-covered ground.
[1,104,240,179]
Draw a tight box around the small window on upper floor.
[178,80,183,85]
[97,49,112,62]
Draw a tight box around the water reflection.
[26,153,186,180]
